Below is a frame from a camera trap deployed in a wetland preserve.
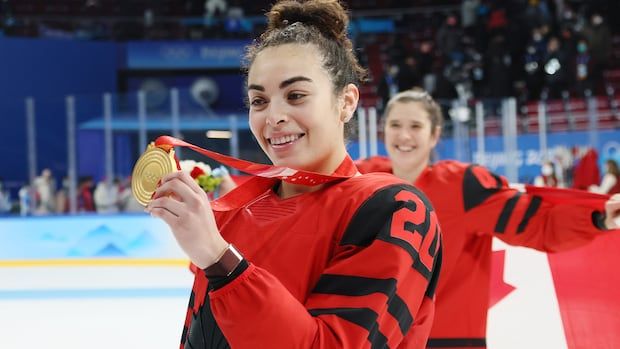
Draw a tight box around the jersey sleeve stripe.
[313,274,413,335]
[494,192,522,233]
[308,307,389,349]
[378,235,433,280]
[516,196,543,233]
[425,232,442,298]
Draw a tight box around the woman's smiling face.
[384,101,440,172]
[247,43,352,174]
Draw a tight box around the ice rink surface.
[0,264,193,349]
[2,237,618,349]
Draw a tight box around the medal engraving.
[131,143,177,206]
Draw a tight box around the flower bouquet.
[179,160,226,193]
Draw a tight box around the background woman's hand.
[146,171,228,268]
[604,194,620,230]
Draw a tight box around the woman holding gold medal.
[135,0,443,348]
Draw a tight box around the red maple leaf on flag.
[489,249,516,307]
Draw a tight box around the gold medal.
[131,142,178,206]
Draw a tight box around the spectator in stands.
[574,38,594,95]
[582,12,612,91]
[0,177,11,214]
[484,34,513,97]
[415,41,436,91]
[94,178,120,214]
[77,176,95,212]
[377,63,399,112]
[524,27,546,99]
[589,159,620,194]
[534,160,560,187]
[436,14,463,61]
[204,0,227,18]
[558,4,578,31]
[542,36,570,98]
[33,168,56,214]
[118,176,144,213]
[397,56,423,92]
[434,64,459,100]
[18,183,33,216]
[523,0,551,32]
[486,4,508,36]
[54,176,70,214]
[356,88,620,348]
[461,0,480,35]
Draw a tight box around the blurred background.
[0,1,619,348]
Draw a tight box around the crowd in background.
[0,169,143,216]
[0,0,618,216]
[1,151,618,216]
[2,1,618,106]
[371,0,615,112]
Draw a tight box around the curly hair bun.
[267,0,349,44]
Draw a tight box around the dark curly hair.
[243,0,367,94]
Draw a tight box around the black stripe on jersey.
[181,326,188,348]
[516,196,542,233]
[494,192,522,233]
[184,294,230,349]
[425,231,442,298]
[463,165,503,212]
[427,337,487,347]
[313,274,412,335]
[309,307,388,349]
[340,184,436,280]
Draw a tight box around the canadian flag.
[488,233,620,349]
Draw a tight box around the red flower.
[190,166,206,179]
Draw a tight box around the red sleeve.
[462,164,605,252]
[209,184,442,348]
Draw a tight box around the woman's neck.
[392,161,428,184]
[277,181,325,199]
[277,150,348,199]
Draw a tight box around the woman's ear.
[340,83,359,122]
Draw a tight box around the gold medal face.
[131,143,177,206]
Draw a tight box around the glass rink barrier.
[1,88,620,348]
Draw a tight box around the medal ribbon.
[154,135,357,186]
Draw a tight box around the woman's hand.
[604,194,620,230]
[146,171,228,268]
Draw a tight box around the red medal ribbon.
[154,135,358,186]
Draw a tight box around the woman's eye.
[251,98,266,106]
[288,93,305,100]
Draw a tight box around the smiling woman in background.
[357,88,620,349]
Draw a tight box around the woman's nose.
[266,103,289,126]
[398,129,412,140]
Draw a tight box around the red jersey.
[356,157,610,348]
[181,161,443,348]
